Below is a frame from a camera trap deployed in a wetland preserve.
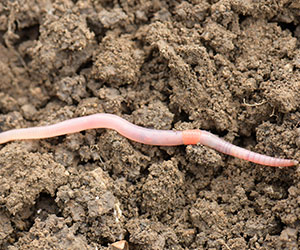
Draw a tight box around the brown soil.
[0,1,300,249]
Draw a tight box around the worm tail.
[183,130,298,167]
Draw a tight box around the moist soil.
[0,1,300,250]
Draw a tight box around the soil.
[0,0,300,249]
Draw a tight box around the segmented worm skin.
[0,113,297,167]
[182,130,298,167]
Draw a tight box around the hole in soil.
[238,14,248,25]
[10,192,62,245]
[86,17,106,43]
[277,21,297,34]
[33,192,61,221]
[173,109,190,124]
[76,58,93,74]
[14,24,40,46]
[0,30,5,45]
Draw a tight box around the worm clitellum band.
[0,113,298,167]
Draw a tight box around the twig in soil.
[0,114,297,167]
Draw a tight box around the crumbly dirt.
[0,0,300,249]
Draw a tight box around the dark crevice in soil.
[276,21,297,35]
[271,217,285,235]
[238,14,249,25]
[86,17,106,43]
[100,0,115,9]
[0,31,4,45]
[76,58,93,75]
[120,101,132,115]
[213,129,229,138]
[14,24,40,46]
[32,192,61,222]
[10,193,62,247]
[172,109,191,124]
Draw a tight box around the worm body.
[0,114,184,146]
[0,113,297,167]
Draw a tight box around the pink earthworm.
[0,113,297,167]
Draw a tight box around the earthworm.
[0,113,297,167]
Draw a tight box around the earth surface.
[0,0,300,249]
